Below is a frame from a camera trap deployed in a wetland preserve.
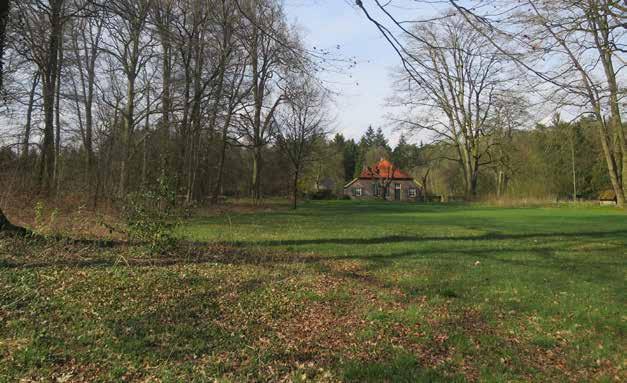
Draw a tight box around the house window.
[373,183,379,196]
[355,187,362,197]
[395,183,401,190]
[409,188,417,198]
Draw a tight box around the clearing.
[1,201,625,382]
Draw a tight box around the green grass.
[1,201,626,381]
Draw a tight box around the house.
[343,159,421,201]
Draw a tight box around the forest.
[0,0,624,213]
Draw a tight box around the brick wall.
[344,179,421,201]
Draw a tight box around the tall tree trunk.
[588,0,626,206]
[119,24,141,198]
[252,147,263,201]
[0,0,10,94]
[54,38,63,194]
[212,113,232,204]
[84,42,97,203]
[142,89,150,186]
[186,62,203,204]
[570,128,577,200]
[39,0,64,195]
[159,36,171,171]
[292,169,299,209]
[22,71,40,162]
[119,78,135,197]
[595,117,624,207]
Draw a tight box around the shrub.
[308,189,336,200]
[122,175,181,254]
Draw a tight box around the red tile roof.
[359,159,412,180]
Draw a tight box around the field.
[1,201,625,382]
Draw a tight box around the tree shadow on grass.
[221,229,627,248]
[3,229,625,275]
[330,245,625,292]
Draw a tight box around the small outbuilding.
[599,190,617,205]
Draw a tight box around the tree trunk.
[212,113,232,204]
[0,208,29,235]
[54,37,63,194]
[22,71,39,162]
[590,2,626,207]
[570,128,577,201]
[160,37,172,165]
[119,76,135,197]
[39,0,64,195]
[292,169,299,209]
[0,0,10,93]
[84,45,97,202]
[252,147,263,202]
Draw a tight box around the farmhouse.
[344,159,421,201]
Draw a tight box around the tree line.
[0,0,624,214]
[324,116,612,201]
[0,0,329,210]
[357,0,624,206]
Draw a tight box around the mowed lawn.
[1,201,626,382]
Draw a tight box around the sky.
[282,0,581,147]
[283,0,440,146]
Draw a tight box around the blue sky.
[283,0,419,145]
[282,1,576,146]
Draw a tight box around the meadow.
[1,201,625,382]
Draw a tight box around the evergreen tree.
[392,134,420,170]
[343,139,358,181]
[361,126,376,147]
[373,127,390,152]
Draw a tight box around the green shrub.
[308,189,336,200]
[122,175,181,254]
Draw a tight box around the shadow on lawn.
[2,229,625,271]
[223,229,627,248]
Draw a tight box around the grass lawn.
[1,201,625,382]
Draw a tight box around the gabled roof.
[344,178,359,188]
[358,159,413,180]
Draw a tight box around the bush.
[122,175,181,254]
[308,189,336,200]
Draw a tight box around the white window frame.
[395,183,401,190]
[355,187,362,197]
[409,188,417,198]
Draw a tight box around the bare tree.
[275,76,329,209]
[68,0,103,200]
[517,0,626,206]
[236,0,288,202]
[15,0,68,194]
[388,15,506,198]
[21,70,40,162]
[151,0,175,164]
[427,0,626,206]
[211,5,252,204]
[101,0,155,197]
[489,92,529,198]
